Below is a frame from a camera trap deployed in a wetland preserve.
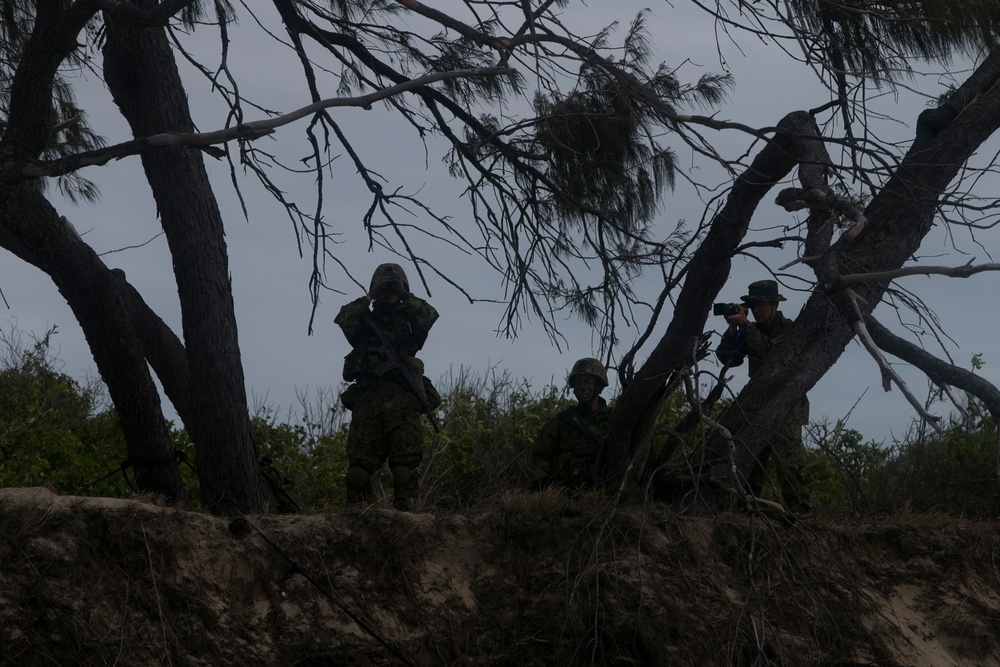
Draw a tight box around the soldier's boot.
[346,465,373,505]
[390,465,418,511]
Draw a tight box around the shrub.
[418,367,571,508]
[250,388,351,511]
[0,326,129,496]
[870,417,999,518]
[805,421,893,516]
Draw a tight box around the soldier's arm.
[334,297,372,346]
[716,329,746,368]
[400,294,439,350]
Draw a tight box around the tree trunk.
[700,47,1000,498]
[103,2,266,514]
[0,185,184,500]
[604,111,818,494]
[0,5,183,500]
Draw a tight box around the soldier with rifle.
[335,263,439,511]
[530,358,614,491]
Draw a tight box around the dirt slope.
[1,487,999,666]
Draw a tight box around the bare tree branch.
[9,67,510,179]
[864,313,1000,498]
[851,301,944,432]
[864,315,1000,421]
[834,260,1000,287]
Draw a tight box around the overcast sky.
[2,1,998,445]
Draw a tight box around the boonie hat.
[741,279,786,304]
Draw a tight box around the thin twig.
[847,291,943,433]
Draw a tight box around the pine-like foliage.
[0,1,104,201]
[532,12,731,234]
[788,0,1000,83]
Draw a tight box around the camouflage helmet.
[369,263,409,294]
[568,357,608,390]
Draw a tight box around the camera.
[713,302,743,317]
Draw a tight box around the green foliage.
[0,326,129,496]
[805,410,1000,519]
[871,418,999,518]
[805,421,894,516]
[4,326,997,519]
[971,352,984,371]
[166,424,200,507]
[419,369,572,508]
[249,395,351,512]
[788,0,1000,84]
[0,2,105,202]
[534,82,673,229]
[532,11,732,236]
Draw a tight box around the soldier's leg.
[775,421,811,512]
[776,448,810,512]
[745,443,773,498]
[389,459,420,511]
[346,464,374,505]
[386,412,424,511]
[345,395,385,506]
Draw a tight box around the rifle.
[363,313,441,433]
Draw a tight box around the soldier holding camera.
[335,263,439,511]
[716,280,811,513]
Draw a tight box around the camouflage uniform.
[335,264,438,511]
[530,358,613,490]
[717,280,810,511]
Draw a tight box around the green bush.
[805,421,893,516]
[0,326,129,496]
[870,417,999,518]
[418,368,572,508]
[5,324,998,519]
[250,389,351,511]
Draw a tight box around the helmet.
[369,263,410,294]
[568,358,608,389]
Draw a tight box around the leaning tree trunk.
[700,47,1000,497]
[0,5,183,500]
[103,2,266,514]
[602,111,820,494]
[605,47,1000,506]
[0,186,185,500]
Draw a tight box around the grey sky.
[2,1,998,445]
